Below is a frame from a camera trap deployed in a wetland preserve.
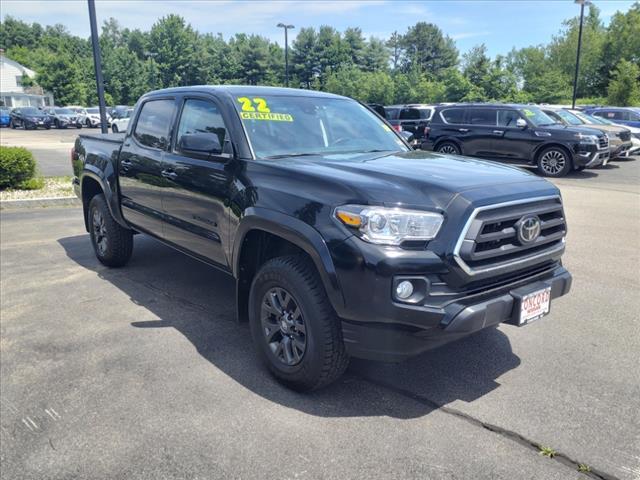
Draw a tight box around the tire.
[112,124,118,133]
[536,146,572,177]
[85,119,91,128]
[76,124,82,129]
[436,141,461,155]
[55,119,60,129]
[45,125,51,130]
[249,255,350,391]
[88,194,133,267]
[10,119,15,129]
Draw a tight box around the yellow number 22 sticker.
[237,97,271,113]
[237,97,293,122]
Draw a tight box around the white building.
[0,53,54,107]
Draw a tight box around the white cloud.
[450,30,491,40]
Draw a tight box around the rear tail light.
[392,124,402,132]
[424,126,430,138]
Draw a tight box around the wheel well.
[81,177,103,231]
[236,229,307,322]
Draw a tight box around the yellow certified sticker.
[237,97,271,113]
[523,109,535,117]
[240,112,293,122]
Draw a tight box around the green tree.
[462,44,491,86]
[607,59,640,106]
[601,3,640,83]
[399,22,458,74]
[363,37,390,72]
[291,27,317,88]
[36,53,86,105]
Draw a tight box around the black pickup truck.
[72,86,572,391]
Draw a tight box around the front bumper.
[341,264,571,362]
[575,143,609,167]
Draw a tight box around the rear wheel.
[88,194,133,267]
[249,255,349,391]
[10,119,16,129]
[436,141,461,155]
[537,146,572,177]
[112,124,118,133]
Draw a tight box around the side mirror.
[516,118,527,129]
[178,132,222,155]
[399,130,415,143]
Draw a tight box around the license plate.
[519,287,551,325]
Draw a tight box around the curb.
[0,197,81,209]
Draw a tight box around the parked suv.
[585,107,640,128]
[44,107,82,129]
[385,104,435,145]
[541,107,632,159]
[422,104,609,177]
[72,86,573,390]
[9,107,52,130]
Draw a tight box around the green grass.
[539,446,556,458]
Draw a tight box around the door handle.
[161,169,178,180]
[120,158,132,172]
[493,130,505,135]
[458,128,469,132]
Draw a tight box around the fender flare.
[232,207,345,314]
[80,167,129,230]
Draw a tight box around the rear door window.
[399,108,421,120]
[469,108,497,126]
[440,108,466,124]
[133,99,175,150]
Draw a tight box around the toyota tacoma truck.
[72,86,572,391]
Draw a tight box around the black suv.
[9,107,53,130]
[422,104,610,177]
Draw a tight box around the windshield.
[572,111,596,124]
[87,108,99,113]
[518,107,557,127]
[554,110,583,126]
[234,95,408,159]
[55,108,73,114]
[22,107,40,115]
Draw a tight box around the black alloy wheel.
[261,287,307,366]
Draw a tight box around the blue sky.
[2,0,635,56]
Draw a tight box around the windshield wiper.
[262,152,324,160]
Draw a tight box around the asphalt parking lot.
[1,130,639,479]
[0,127,102,177]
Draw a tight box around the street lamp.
[87,0,108,133]
[572,0,592,109]
[277,23,295,87]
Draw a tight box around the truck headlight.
[335,205,444,245]
[575,133,598,144]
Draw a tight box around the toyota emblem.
[517,215,541,244]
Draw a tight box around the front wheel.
[88,194,133,267]
[249,255,350,391]
[537,146,572,177]
[436,141,461,155]
[10,119,16,129]
[112,124,118,133]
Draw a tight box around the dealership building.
[0,52,54,107]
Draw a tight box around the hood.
[538,123,604,138]
[263,149,556,211]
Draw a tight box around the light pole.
[572,0,591,109]
[87,0,108,134]
[277,23,295,87]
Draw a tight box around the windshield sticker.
[237,97,292,121]
[523,109,536,117]
[240,111,293,122]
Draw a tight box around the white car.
[111,108,133,133]
[84,107,111,128]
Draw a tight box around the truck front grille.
[454,197,566,275]
[598,135,609,149]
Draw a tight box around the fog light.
[395,280,414,300]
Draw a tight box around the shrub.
[0,146,37,190]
